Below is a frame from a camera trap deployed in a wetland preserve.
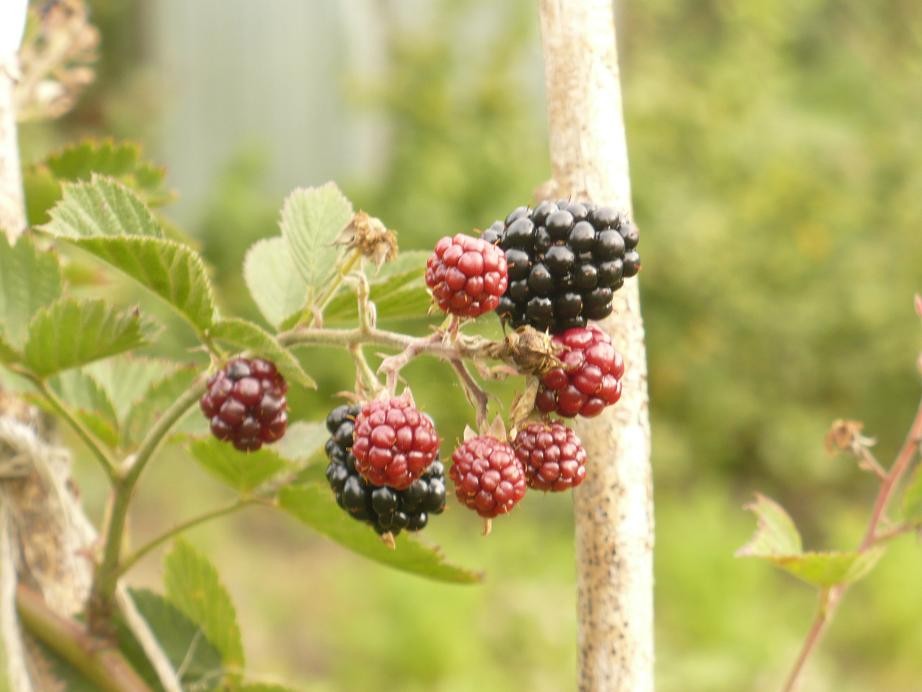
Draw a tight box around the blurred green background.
[18,0,922,690]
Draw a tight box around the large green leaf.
[272,421,328,464]
[187,437,289,494]
[0,236,62,345]
[69,236,215,331]
[25,140,170,224]
[42,176,163,238]
[279,483,482,584]
[164,541,245,668]
[209,318,316,389]
[40,179,215,330]
[279,184,352,299]
[737,494,883,588]
[23,298,158,377]
[0,331,20,363]
[116,588,224,691]
[323,250,432,323]
[85,356,187,423]
[243,237,307,327]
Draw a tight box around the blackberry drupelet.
[481,200,640,332]
[324,404,447,535]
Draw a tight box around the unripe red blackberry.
[535,324,624,418]
[481,201,640,332]
[352,396,440,490]
[513,422,587,491]
[324,404,446,535]
[200,357,288,451]
[426,233,508,317]
[449,435,526,519]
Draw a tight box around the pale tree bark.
[538,2,654,690]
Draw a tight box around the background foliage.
[16,0,922,690]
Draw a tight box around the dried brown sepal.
[338,211,397,268]
[482,518,493,537]
[379,532,396,550]
[509,378,541,432]
[462,425,478,442]
[15,0,99,122]
[484,326,563,377]
[483,414,508,441]
[824,419,875,455]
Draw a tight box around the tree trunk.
[538,2,654,690]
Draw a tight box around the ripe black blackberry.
[324,404,447,536]
[481,200,640,332]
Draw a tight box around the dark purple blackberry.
[481,202,640,332]
[323,404,446,536]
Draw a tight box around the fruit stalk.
[538,2,654,690]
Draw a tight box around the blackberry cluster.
[200,358,288,451]
[324,405,446,535]
[481,201,640,333]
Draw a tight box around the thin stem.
[782,588,840,692]
[860,398,922,549]
[89,378,207,634]
[350,345,382,398]
[30,375,118,483]
[450,359,489,429]
[17,585,152,692]
[869,518,922,546]
[301,250,362,328]
[117,499,254,577]
[783,397,922,690]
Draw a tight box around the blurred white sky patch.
[0,0,28,58]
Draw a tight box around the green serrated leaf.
[122,366,198,446]
[0,236,62,345]
[901,464,922,521]
[164,540,245,668]
[69,236,215,331]
[42,176,163,238]
[23,298,158,377]
[117,588,224,690]
[243,237,308,327]
[737,494,883,588]
[272,421,327,464]
[85,357,186,423]
[279,184,352,297]
[188,437,289,493]
[209,318,315,389]
[45,140,143,181]
[46,370,120,447]
[736,493,802,557]
[323,250,431,323]
[279,484,482,584]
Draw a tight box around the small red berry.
[513,422,587,491]
[535,324,624,418]
[352,396,440,490]
[425,233,508,318]
[200,357,288,451]
[449,435,527,518]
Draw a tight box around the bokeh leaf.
[164,540,245,668]
[272,421,328,464]
[0,236,62,345]
[279,483,482,584]
[46,369,120,447]
[122,366,198,446]
[117,588,224,690]
[41,176,162,238]
[24,298,158,377]
[737,494,883,587]
[187,437,289,493]
[279,183,352,299]
[0,331,19,363]
[243,237,307,327]
[209,318,316,389]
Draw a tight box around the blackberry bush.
[200,357,288,451]
[481,200,640,333]
[325,405,447,535]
